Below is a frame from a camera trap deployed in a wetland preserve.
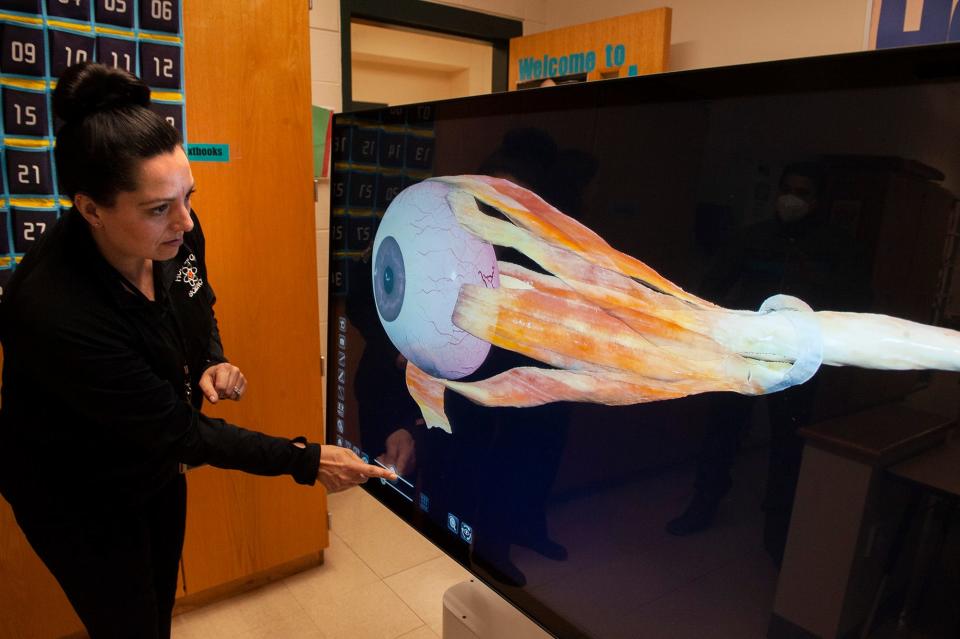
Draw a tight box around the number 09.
[11,41,37,64]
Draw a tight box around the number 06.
[151,0,173,21]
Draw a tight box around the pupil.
[384,266,394,294]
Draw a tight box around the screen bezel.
[325,42,960,639]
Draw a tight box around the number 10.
[65,46,88,67]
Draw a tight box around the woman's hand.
[319,445,397,493]
[199,363,246,403]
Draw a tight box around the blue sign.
[186,143,230,163]
[875,0,960,48]
[518,50,597,81]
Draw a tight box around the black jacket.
[0,209,320,522]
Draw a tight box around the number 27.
[24,221,47,241]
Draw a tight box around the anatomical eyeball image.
[372,175,960,434]
[372,179,499,381]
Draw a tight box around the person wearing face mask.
[774,164,824,225]
[0,62,395,639]
[667,161,871,565]
[775,189,812,222]
[702,162,851,310]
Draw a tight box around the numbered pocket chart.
[330,105,436,298]
[0,0,185,296]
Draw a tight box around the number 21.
[18,164,40,185]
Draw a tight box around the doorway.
[351,20,493,107]
[340,0,522,111]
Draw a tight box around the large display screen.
[327,43,960,638]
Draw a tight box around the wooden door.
[179,0,328,596]
[0,509,81,638]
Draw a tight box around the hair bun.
[53,62,151,125]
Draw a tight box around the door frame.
[340,0,522,111]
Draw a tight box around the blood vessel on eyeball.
[371,180,499,380]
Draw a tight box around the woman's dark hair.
[53,61,181,205]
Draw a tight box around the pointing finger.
[363,463,397,481]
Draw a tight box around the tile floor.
[171,487,471,639]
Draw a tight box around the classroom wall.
[308,0,877,378]
[543,0,873,71]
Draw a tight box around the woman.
[0,62,393,638]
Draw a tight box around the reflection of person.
[700,162,868,311]
[668,161,870,564]
[454,129,595,586]
[0,63,392,639]
[479,127,597,220]
[377,392,420,475]
[355,344,423,477]
[445,372,570,587]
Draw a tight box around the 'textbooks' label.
[186,143,230,163]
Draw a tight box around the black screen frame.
[325,42,960,639]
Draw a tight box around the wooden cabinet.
[0,507,81,638]
[0,2,327,637]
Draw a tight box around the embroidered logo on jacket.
[175,253,204,298]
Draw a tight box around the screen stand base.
[442,579,553,639]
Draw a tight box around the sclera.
[372,179,499,380]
